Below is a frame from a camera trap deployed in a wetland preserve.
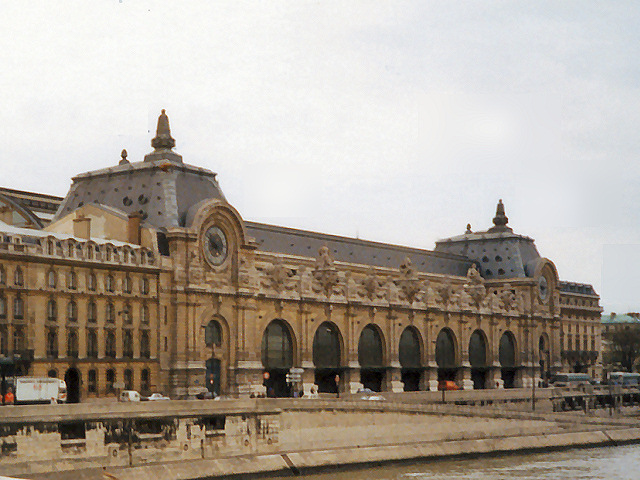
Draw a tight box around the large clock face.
[203,226,228,266]
[538,275,549,302]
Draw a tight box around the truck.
[14,377,67,405]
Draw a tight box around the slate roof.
[601,313,640,324]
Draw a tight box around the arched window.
[499,332,516,367]
[399,327,421,368]
[140,330,150,358]
[140,305,149,325]
[106,369,116,393]
[105,331,116,358]
[87,301,97,323]
[123,303,132,325]
[67,301,78,322]
[87,330,98,358]
[87,273,96,291]
[13,296,24,319]
[0,295,6,319]
[141,277,149,295]
[67,329,78,358]
[312,322,341,368]
[123,275,131,294]
[47,270,56,288]
[0,266,5,284]
[141,369,150,393]
[261,320,293,369]
[14,267,23,286]
[435,328,457,369]
[87,245,94,260]
[13,328,24,353]
[123,330,133,358]
[105,274,114,292]
[358,325,384,367]
[469,330,487,368]
[46,328,58,358]
[106,302,115,323]
[124,369,133,390]
[67,271,77,290]
[87,369,97,393]
[205,320,222,347]
[47,298,57,321]
[0,327,8,355]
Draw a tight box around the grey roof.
[559,281,597,296]
[53,159,226,230]
[245,221,473,276]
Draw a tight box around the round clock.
[203,226,228,266]
[538,276,549,302]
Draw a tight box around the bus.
[550,373,593,388]
[608,372,640,387]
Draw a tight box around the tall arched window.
[435,328,457,369]
[140,331,150,358]
[14,267,23,286]
[87,330,98,358]
[205,319,222,347]
[87,301,97,323]
[47,270,56,288]
[106,274,114,292]
[0,295,6,319]
[140,305,149,325]
[123,275,131,294]
[312,322,341,368]
[141,277,149,295]
[141,369,150,393]
[261,320,293,369]
[0,266,5,285]
[46,328,58,358]
[67,329,78,358]
[47,298,57,321]
[105,331,116,358]
[123,330,133,358]
[13,296,24,319]
[106,302,115,323]
[67,271,77,290]
[358,325,384,367]
[106,369,116,393]
[67,300,78,322]
[87,273,96,291]
[124,369,133,390]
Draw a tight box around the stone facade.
[0,111,602,401]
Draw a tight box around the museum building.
[0,111,603,401]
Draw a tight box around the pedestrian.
[4,387,14,405]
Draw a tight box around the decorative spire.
[151,109,176,151]
[119,149,130,165]
[489,199,512,232]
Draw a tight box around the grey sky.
[2,1,639,313]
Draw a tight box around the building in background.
[0,111,603,401]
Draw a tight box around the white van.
[118,390,141,402]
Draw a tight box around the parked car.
[119,390,141,402]
[196,390,215,400]
[147,393,170,401]
[438,380,459,391]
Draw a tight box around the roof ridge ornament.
[144,109,183,163]
[488,199,513,233]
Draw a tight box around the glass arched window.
[499,332,516,368]
[87,330,98,358]
[105,331,116,358]
[469,330,487,368]
[46,328,58,358]
[205,320,222,347]
[87,369,97,393]
[106,302,115,324]
[106,275,114,292]
[358,325,384,367]
[123,330,133,358]
[124,369,133,390]
[140,331,150,358]
[67,301,78,322]
[399,327,421,368]
[261,320,293,369]
[47,298,57,321]
[47,270,56,288]
[13,296,24,319]
[435,328,457,369]
[67,329,78,358]
[0,295,6,319]
[312,322,341,368]
[106,369,116,393]
[87,301,97,323]
[87,273,96,291]
[67,271,77,290]
[14,267,23,286]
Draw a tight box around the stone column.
[389,361,404,393]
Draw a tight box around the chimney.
[73,214,91,239]
[127,213,142,245]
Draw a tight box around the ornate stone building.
[0,111,602,401]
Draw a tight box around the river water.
[270,444,640,479]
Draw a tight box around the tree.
[604,325,640,372]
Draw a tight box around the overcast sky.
[1,1,639,313]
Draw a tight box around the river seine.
[269,444,640,479]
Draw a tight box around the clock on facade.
[538,275,549,302]
[203,226,228,266]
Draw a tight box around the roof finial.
[119,149,130,165]
[151,109,176,151]
[489,199,512,232]
[466,223,472,234]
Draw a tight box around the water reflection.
[270,445,640,480]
